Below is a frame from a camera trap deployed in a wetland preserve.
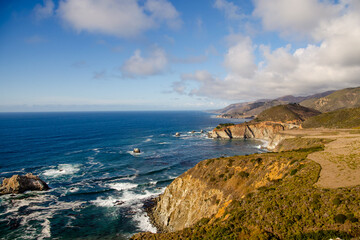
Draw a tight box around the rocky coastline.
[209,121,299,150]
[136,121,295,235]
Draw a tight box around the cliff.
[149,151,300,233]
[209,121,298,150]
[133,143,360,239]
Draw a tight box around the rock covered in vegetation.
[0,173,49,195]
[132,145,360,239]
[149,151,299,233]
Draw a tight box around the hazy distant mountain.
[214,90,335,118]
[300,87,360,112]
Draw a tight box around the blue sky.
[0,0,359,111]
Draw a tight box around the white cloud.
[224,36,256,77]
[57,0,181,38]
[175,2,360,100]
[253,0,342,39]
[213,0,243,20]
[34,0,55,20]
[121,47,168,78]
[145,0,182,29]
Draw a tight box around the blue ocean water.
[0,111,265,239]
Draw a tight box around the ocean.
[0,111,265,239]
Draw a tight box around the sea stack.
[175,132,181,137]
[133,148,141,153]
[0,173,50,195]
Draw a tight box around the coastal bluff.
[209,121,298,150]
[132,106,360,239]
[132,132,360,239]
[149,152,295,233]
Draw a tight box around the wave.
[0,193,85,240]
[42,164,81,178]
[127,151,142,156]
[108,182,138,191]
[143,138,152,142]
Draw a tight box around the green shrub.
[290,169,298,175]
[215,123,235,129]
[334,214,347,224]
[239,171,250,178]
[333,198,341,206]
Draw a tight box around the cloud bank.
[175,0,360,100]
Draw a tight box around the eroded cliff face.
[210,121,297,139]
[210,121,298,150]
[150,154,293,232]
[151,174,225,232]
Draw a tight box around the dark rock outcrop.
[0,173,49,195]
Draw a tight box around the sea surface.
[0,111,265,239]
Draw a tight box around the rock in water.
[0,173,50,195]
[133,148,141,153]
[175,132,181,137]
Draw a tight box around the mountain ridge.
[214,90,337,118]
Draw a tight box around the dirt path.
[282,129,360,188]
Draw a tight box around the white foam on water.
[39,219,51,240]
[0,193,85,240]
[127,151,142,156]
[121,188,166,206]
[92,148,100,153]
[42,164,81,177]
[159,142,170,145]
[132,203,157,233]
[143,138,152,142]
[65,150,83,155]
[91,196,120,207]
[108,182,138,191]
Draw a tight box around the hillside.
[132,102,360,239]
[215,91,334,118]
[300,87,360,112]
[303,107,360,129]
[254,103,321,123]
[133,142,360,239]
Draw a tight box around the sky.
[0,0,360,112]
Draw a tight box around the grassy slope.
[300,87,360,112]
[132,143,360,240]
[303,107,360,129]
[254,104,320,123]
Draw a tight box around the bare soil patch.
[281,128,360,188]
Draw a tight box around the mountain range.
[214,87,360,118]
